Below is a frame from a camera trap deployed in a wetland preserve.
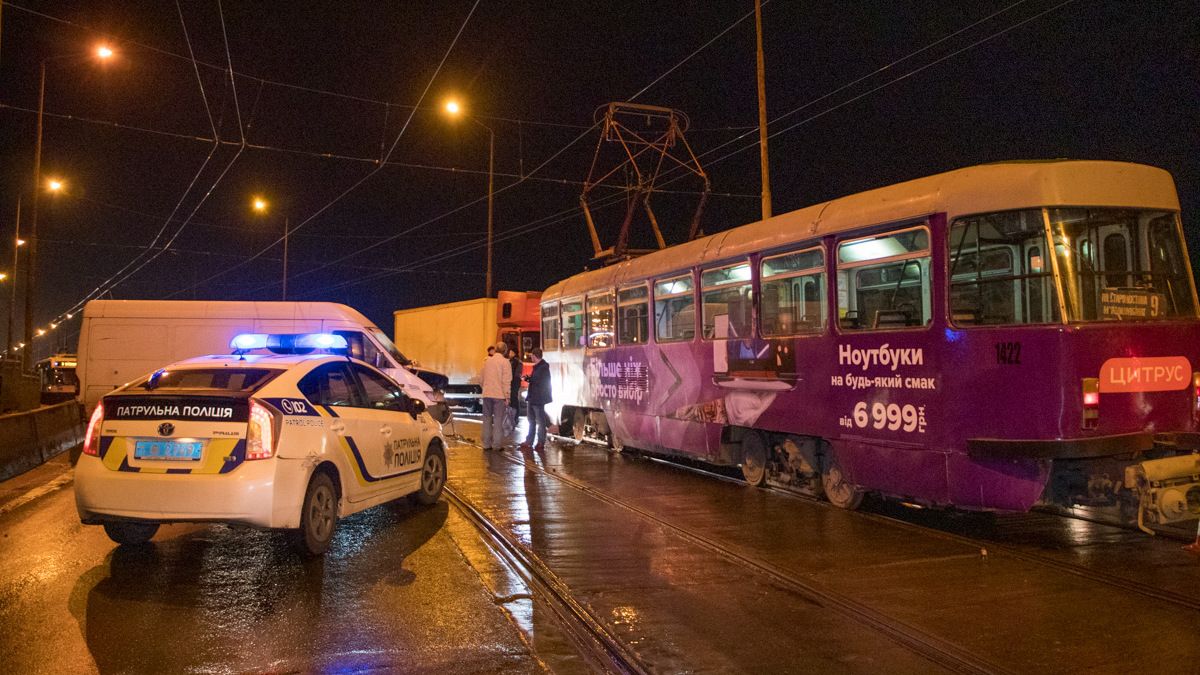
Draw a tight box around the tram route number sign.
[839,401,927,433]
[1100,288,1166,320]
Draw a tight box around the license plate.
[134,440,203,461]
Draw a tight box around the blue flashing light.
[230,333,269,351]
[296,333,348,350]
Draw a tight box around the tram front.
[950,192,1200,531]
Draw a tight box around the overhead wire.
[53,0,250,321]
[294,0,1080,296]
[160,0,485,299]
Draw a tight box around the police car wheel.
[411,445,446,506]
[295,472,339,556]
[103,521,159,546]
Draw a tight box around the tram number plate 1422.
[840,401,927,433]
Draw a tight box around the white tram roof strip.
[543,160,1179,301]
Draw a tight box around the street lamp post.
[443,99,495,298]
[7,197,22,358]
[24,45,114,363]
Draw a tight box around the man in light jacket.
[479,341,513,451]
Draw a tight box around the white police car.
[75,333,447,555]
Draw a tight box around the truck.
[76,300,450,421]
[393,291,541,412]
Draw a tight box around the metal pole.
[486,127,494,299]
[282,216,288,301]
[754,0,773,220]
[24,61,45,366]
[8,196,19,357]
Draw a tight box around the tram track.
[452,438,1008,675]
[629,445,1200,613]
[623,445,1200,613]
[443,484,647,675]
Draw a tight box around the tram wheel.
[572,409,587,442]
[740,432,767,487]
[821,455,864,510]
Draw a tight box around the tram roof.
[543,160,1179,301]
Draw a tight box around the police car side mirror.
[409,399,426,418]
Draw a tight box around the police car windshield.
[135,368,281,392]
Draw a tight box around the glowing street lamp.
[441,97,495,298]
[26,45,115,362]
[46,179,63,193]
[251,196,289,300]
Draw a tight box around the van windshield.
[368,329,410,366]
[132,368,281,392]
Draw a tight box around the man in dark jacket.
[520,348,551,451]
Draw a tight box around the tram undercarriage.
[1045,447,1200,533]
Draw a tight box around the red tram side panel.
[541,161,1200,530]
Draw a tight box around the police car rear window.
[133,368,281,392]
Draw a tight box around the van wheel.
[741,431,768,486]
[410,444,446,506]
[103,521,159,546]
[293,472,339,556]
[821,454,864,510]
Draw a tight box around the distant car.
[75,333,447,555]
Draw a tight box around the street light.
[25,44,115,362]
[252,196,289,300]
[442,98,495,298]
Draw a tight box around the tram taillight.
[1192,372,1200,419]
[1081,378,1100,430]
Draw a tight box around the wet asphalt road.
[0,452,584,674]
[3,416,1200,673]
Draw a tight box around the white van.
[76,300,449,419]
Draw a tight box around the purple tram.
[540,160,1200,530]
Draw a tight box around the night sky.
[1,1,1197,359]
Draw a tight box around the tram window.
[586,292,615,349]
[654,274,696,342]
[1048,208,1197,322]
[1148,217,1196,316]
[948,211,1056,326]
[540,303,559,351]
[837,227,930,331]
[701,263,752,340]
[761,247,825,336]
[617,285,650,345]
[561,299,584,349]
[1103,233,1130,287]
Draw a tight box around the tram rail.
[562,436,1200,614]
[451,438,1007,675]
[443,484,647,675]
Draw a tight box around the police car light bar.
[229,332,349,354]
[230,333,269,351]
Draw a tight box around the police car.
[75,333,447,555]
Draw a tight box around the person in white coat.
[479,341,513,450]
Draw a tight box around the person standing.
[506,344,522,432]
[479,341,512,451]
[520,348,551,451]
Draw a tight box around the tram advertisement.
[830,343,935,437]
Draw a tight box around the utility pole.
[282,217,289,301]
[8,196,19,357]
[24,61,45,364]
[486,128,494,298]
[754,0,773,220]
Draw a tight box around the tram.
[540,160,1200,531]
[35,353,79,405]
